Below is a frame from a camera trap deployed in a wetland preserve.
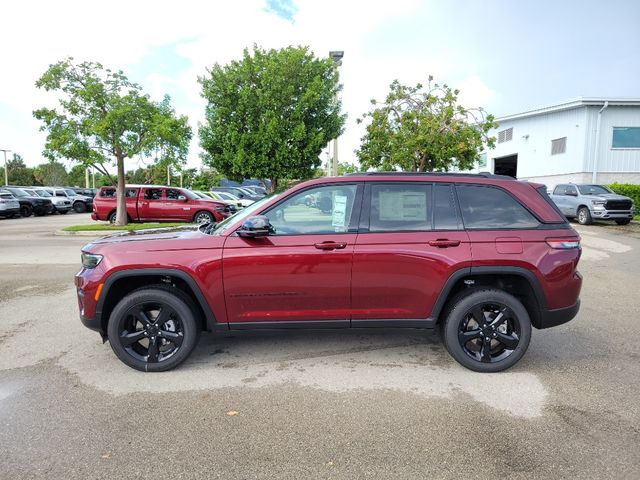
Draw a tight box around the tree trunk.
[270,177,278,193]
[115,152,128,226]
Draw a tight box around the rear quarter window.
[456,184,540,229]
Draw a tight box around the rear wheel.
[107,287,200,372]
[20,205,33,217]
[615,219,631,225]
[73,202,86,213]
[577,207,592,225]
[441,288,532,372]
[194,210,214,224]
[108,211,117,224]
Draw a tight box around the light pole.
[0,149,11,186]
[329,51,344,177]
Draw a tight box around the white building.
[473,98,640,188]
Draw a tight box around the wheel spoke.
[458,329,482,345]
[135,309,152,327]
[489,307,511,327]
[154,307,172,327]
[496,332,519,349]
[480,339,492,363]
[121,330,146,346]
[147,337,159,363]
[160,331,183,346]
[470,306,486,325]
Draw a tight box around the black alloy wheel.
[108,287,200,372]
[20,205,33,217]
[442,288,532,372]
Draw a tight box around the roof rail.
[344,171,515,180]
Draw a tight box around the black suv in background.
[0,187,53,217]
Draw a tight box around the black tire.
[615,219,631,225]
[441,288,532,373]
[193,210,214,224]
[73,201,86,213]
[108,211,117,224]
[577,206,592,225]
[107,286,201,372]
[20,205,33,217]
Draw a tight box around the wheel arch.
[432,267,546,329]
[96,268,217,334]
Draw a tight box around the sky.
[1,0,639,171]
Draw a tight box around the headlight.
[81,252,103,269]
[591,200,606,206]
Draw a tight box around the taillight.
[546,237,581,249]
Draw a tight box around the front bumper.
[0,207,20,216]
[591,209,634,219]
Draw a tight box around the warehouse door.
[493,154,518,178]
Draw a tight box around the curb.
[54,229,126,237]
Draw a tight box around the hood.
[587,193,632,202]
[83,224,226,252]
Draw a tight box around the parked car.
[241,185,267,197]
[0,191,20,218]
[192,190,238,214]
[210,186,262,201]
[71,187,98,198]
[43,187,93,213]
[550,183,635,225]
[27,187,72,214]
[212,190,253,208]
[76,172,582,373]
[92,185,233,224]
[2,187,53,216]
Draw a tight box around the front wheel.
[615,219,631,225]
[193,210,214,224]
[73,202,86,213]
[20,205,33,217]
[107,287,200,372]
[441,288,532,373]
[577,207,592,225]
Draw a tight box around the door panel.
[138,188,165,221]
[222,234,356,324]
[351,231,471,320]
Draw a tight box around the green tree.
[357,76,497,172]
[33,161,69,186]
[2,154,36,185]
[199,45,345,191]
[337,161,359,176]
[33,58,192,225]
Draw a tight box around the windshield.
[7,188,28,197]
[577,185,613,195]
[217,192,238,201]
[203,194,279,235]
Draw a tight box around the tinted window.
[166,189,182,200]
[126,189,138,198]
[434,184,460,230]
[565,185,577,195]
[553,185,566,195]
[144,188,163,200]
[456,185,539,229]
[370,183,432,232]
[101,188,116,197]
[265,184,358,235]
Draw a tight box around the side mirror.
[237,215,272,238]
[178,195,188,201]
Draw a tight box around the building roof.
[498,97,640,122]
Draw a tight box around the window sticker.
[332,194,348,229]
[379,191,426,221]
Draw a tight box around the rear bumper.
[538,299,580,329]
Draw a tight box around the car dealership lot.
[0,215,639,479]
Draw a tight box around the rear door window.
[144,188,163,200]
[433,184,461,230]
[369,183,432,232]
[456,184,540,229]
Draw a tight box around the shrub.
[608,183,640,208]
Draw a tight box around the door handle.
[314,241,347,250]
[428,239,461,248]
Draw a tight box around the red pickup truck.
[92,185,234,224]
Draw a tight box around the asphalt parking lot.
[1,214,639,479]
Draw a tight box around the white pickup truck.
[549,184,635,225]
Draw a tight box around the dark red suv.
[75,173,582,373]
